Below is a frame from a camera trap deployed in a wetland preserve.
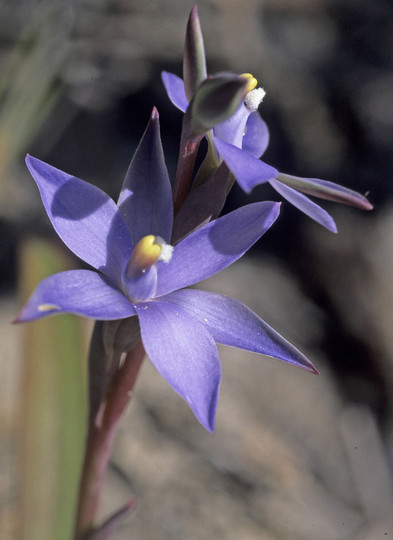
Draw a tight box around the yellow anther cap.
[240,73,258,93]
[128,235,162,274]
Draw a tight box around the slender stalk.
[172,115,202,215]
[74,339,145,539]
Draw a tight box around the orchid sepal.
[277,172,373,211]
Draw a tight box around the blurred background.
[1,0,392,538]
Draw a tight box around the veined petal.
[214,138,278,193]
[135,300,221,431]
[269,178,337,233]
[118,108,173,244]
[14,270,136,322]
[161,71,188,113]
[163,289,318,373]
[242,112,270,158]
[156,201,280,297]
[26,155,132,286]
[277,173,373,210]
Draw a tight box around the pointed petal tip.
[150,106,159,120]
[268,200,282,222]
[363,200,374,211]
[25,153,34,165]
[12,302,52,324]
[325,213,338,233]
[305,362,319,375]
[188,4,200,22]
[12,304,35,324]
[341,192,374,211]
[187,379,218,434]
[319,213,337,233]
[200,410,216,433]
[25,154,40,175]
[25,154,46,175]
[12,308,39,324]
[205,386,219,433]
[289,354,318,375]
[11,313,22,324]
[205,421,215,434]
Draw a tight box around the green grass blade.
[18,239,87,540]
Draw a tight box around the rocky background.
[1,0,392,538]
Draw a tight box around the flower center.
[122,235,173,302]
[240,73,266,112]
[126,234,162,276]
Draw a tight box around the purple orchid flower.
[15,108,316,432]
[161,71,373,232]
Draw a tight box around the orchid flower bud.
[183,4,207,101]
[189,73,247,136]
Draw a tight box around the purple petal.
[161,71,188,113]
[269,178,337,233]
[156,201,280,297]
[14,270,136,322]
[214,102,252,149]
[135,300,221,431]
[118,108,173,244]
[25,155,132,286]
[242,112,270,158]
[214,138,278,193]
[163,289,318,373]
[277,173,373,210]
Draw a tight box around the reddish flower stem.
[173,116,202,215]
[74,339,145,539]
